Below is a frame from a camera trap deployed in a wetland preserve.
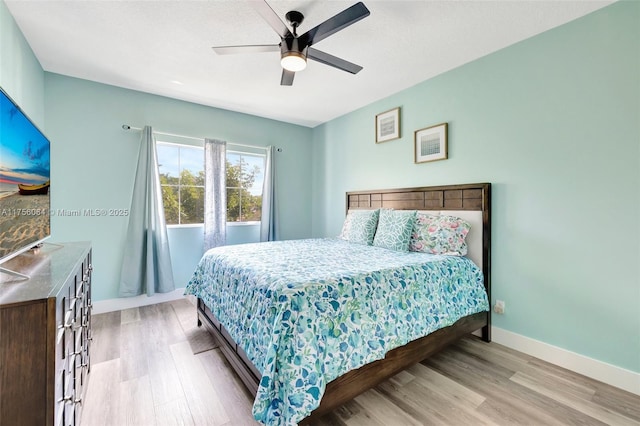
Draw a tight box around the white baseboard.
[492,326,640,396]
[92,287,187,315]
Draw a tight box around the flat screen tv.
[0,86,51,269]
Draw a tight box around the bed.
[186,183,491,425]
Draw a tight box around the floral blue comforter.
[185,238,489,425]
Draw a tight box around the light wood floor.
[81,299,640,426]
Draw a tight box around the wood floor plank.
[91,311,121,364]
[170,297,218,354]
[120,319,149,381]
[511,371,639,426]
[155,398,195,426]
[408,362,486,408]
[119,375,157,426]
[475,398,570,426]
[527,356,640,422]
[148,347,186,407]
[455,336,538,376]
[387,369,415,388]
[80,358,121,425]
[592,386,640,423]
[170,341,231,425]
[140,302,187,350]
[198,349,257,425]
[352,388,423,426]
[375,369,495,426]
[120,307,141,325]
[170,297,198,331]
[425,348,599,425]
[460,338,599,403]
[184,326,218,354]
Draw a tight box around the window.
[157,143,204,225]
[226,152,264,222]
[157,142,264,225]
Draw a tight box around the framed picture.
[375,107,401,143]
[414,123,448,163]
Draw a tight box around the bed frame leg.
[196,297,203,327]
[481,324,491,342]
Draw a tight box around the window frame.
[156,141,265,228]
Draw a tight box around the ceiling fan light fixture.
[281,51,307,72]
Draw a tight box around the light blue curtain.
[119,126,175,297]
[204,139,227,251]
[260,146,277,242]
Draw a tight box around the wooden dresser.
[0,242,92,426]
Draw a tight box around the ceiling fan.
[212,1,370,86]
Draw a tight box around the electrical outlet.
[494,299,505,314]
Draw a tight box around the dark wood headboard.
[345,182,492,338]
[346,182,490,211]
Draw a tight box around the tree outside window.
[226,152,264,222]
[157,143,264,225]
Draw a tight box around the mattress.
[185,238,489,425]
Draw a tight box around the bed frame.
[196,182,491,422]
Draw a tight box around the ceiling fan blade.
[249,0,292,39]
[299,2,370,47]
[308,48,363,74]
[212,45,280,55]
[280,69,295,86]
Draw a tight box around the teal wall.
[0,0,44,124]
[311,2,640,373]
[42,74,313,301]
[167,223,260,287]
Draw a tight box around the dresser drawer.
[1,243,91,426]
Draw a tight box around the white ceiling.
[6,0,613,128]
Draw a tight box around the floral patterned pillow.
[373,209,417,251]
[339,209,379,245]
[409,213,471,255]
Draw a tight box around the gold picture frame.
[375,107,401,143]
[414,123,448,163]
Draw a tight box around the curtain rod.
[121,124,273,152]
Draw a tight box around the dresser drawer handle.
[57,310,73,330]
[55,405,65,426]
[76,283,85,298]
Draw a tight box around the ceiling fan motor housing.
[281,37,308,58]
[280,37,308,71]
